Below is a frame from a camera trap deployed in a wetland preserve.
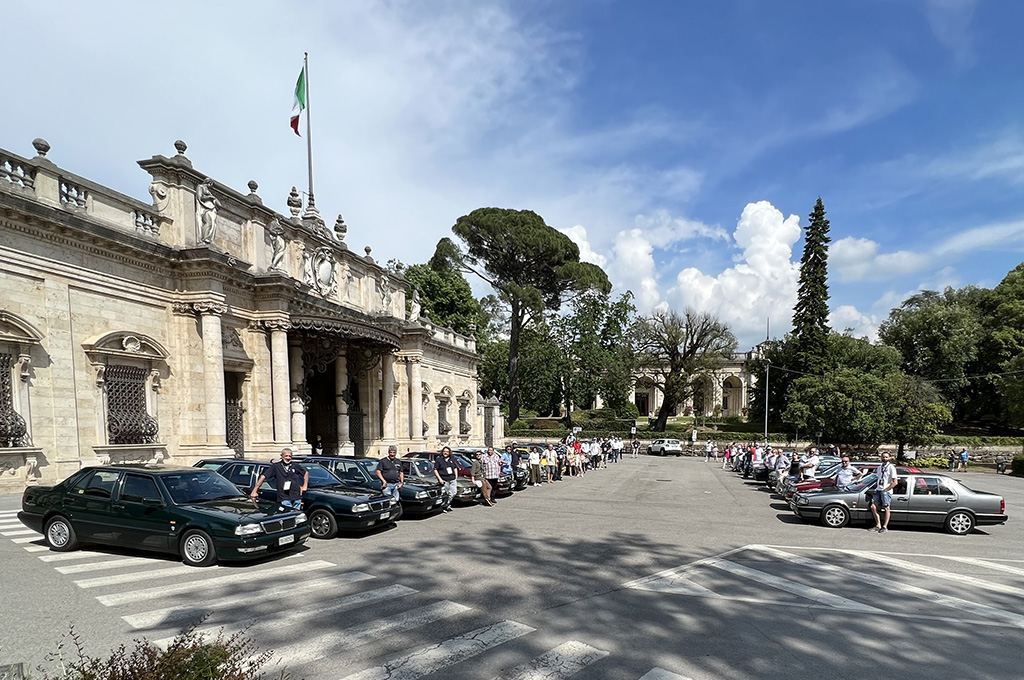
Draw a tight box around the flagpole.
[304,52,315,209]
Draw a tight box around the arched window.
[0,311,43,448]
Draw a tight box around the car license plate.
[279,534,295,546]
[434,498,442,505]
[379,511,390,520]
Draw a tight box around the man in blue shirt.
[250,448,308,509]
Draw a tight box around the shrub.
[615,402,640,421]
[38,623,288,680]
[1012,455,1024,476]
[509,419,529,431]
[530,419,564,431]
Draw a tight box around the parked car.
[18,465,310,566]
[195,459,399,539]
[790,472,1007,535]
[299,455,445,516]
[648,439,683,456]
[406,451,514,496]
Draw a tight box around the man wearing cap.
[376,445,404,501]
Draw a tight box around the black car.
[195,459,400,539]
[410,451,514,496]
[301,456,446,516]
[18,465,310,566]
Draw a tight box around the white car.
[647,439,683,456]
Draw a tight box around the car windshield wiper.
[194,494,245,502]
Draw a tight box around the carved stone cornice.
[192,301,227,316]
[249,319,292,333]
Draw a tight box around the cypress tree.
[792,197,832,374]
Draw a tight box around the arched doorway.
[722,375,743,417]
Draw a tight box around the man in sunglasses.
[833,456,863,492]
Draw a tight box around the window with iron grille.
[105,364,159,444]
[0,351,28,447]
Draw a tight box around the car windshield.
[305,464,344,488]
[452,454,472,467]
[162,470,244,504]
[408,460,434,476]
[846,473,878,491]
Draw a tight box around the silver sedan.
[790,472,1007,535]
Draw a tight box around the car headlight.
[415,491,429,499]
[295,512,307,524]
[390,498,400,506]
[796,496,809,506]
[351,503,370,513]
[234,523,263,536]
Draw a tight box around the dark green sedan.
[195,459,401,539]
[17,465,310,566]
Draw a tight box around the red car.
[787,463,922,499]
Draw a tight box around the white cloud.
[829,305,880,341]
[831,238,930,282]
[925,0,978,67]
[561,225,607,268]
[666,201,802,348]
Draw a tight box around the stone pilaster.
[335,347,351,455]
[194,301,229,451]
[381,353,396,443]
[288,340,308,453]
[267,321,292,445]
[408,356,424,441]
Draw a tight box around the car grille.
[426,489,440,498]
[261,517,297,534]
[369,500,389,512]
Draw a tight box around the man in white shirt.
[799,448,821,481]
[871,452,898,533]
[833,456,863,491]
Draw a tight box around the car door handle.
[945,498,956,502]
[113,503,126,510]
[895,497,908,501]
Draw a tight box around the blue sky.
[3,0,1023,348]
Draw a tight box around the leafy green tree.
[998,354,1024,428]
[404,248,489,343]
[877,288,982,411]
[885,374,953,460]
[783,368,892,446]
[791,198,832,374]
[634,309,737,432]
[439,209,611,423]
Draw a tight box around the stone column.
[268,322,292,444]
[408,357,424,441]
[288,340,308,450]
[195,302,228,447]
[381,353,396,442]
[335,347,350,451]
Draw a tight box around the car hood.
[307,485,386,501]
[178,497,297,521]
[404,475,440,488]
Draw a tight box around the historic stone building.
[631,350,761,419]
[0,138,500,492]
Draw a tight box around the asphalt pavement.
[0,457,1021,679]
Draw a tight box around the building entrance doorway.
[305,361,338,455]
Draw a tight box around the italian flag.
[290,67,307,136]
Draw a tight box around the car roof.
[101,465,214,474]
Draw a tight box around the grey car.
[790,472,1007,535]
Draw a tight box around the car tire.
[821,505,850,528]
[310,509,338,540]
[180,529,217,567]
[44,515,79,552]
[944,510,975,535]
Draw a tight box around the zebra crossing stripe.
[123,571,374,629]
[833,549,1024,598]
[1,529,38,536]
[11,536,43,544]
[337,620,535,680]
[0,520,24,527]
[57,557,177,574]
[154,584,418,648]
[936,555,1024,578]
[704,558,882,613]
[493,640,609,680]
[638,669,695,680]
[0,510,19,516]
[76,564,216,588]
[22,545,49,552]
[39,550,127,562]
[272,601,472,666]
[97,559,337,606]
[753,545,1024,628]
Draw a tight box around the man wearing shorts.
[870,452,898,533]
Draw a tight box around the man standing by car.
[528,446,542,485]
[799,447,821,481]
[250,448,308,510]
[482,446,503,504]
[376,445,404,501]
[833,456,863,491]
[870,451,898,533]
[434,446,459,512]
[470,451,492,506]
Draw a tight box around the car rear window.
[121,474,161,503]
[82,470,120,499]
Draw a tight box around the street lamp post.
[763,359,770,444]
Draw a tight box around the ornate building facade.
[0,138,500,492]
[631,351,760,419]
